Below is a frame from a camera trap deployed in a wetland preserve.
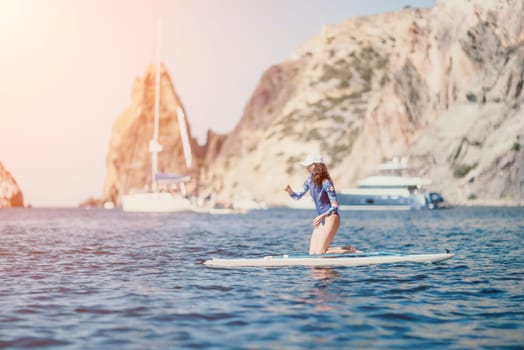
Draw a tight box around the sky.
[0,0,435,207]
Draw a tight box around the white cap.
[301,153,324,167]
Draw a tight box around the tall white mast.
[149,17,163,191]
[176,106,193,168]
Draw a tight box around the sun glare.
[0,0,24,33]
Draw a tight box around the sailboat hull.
[122,192,192,212]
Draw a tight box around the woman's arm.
[287,177,310,200]
[323,180,339,215]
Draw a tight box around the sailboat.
[121,19,194,213]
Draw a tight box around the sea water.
[0,207,523,349]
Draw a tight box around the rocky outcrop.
[199,0,524,206]
[102,64,204,206]
[198,61,305,201]
[0,161,24,208]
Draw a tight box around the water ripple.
[0,207,522,349]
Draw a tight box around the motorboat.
[337,157,446,210]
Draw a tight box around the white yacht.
[337,157,446,210]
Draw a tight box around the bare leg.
[308,226,322,255]
[309,214,341,254]
[325,245,359,254]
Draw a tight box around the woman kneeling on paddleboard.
[285,153,359,255]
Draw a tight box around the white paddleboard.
[203,251,454,268]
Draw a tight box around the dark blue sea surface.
[0,207,523,349]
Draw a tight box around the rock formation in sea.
[102,63,205,206]
[0,161,24,208]
[102,0,523,207]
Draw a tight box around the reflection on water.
[0,207,523,349]
[305,267,340,311]
[310,267,339,282]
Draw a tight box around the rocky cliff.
[199,0,524,206]
[0,161,24,208]
[408,0,524,205]
[102,64,205,206]
[103,0,523,207]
